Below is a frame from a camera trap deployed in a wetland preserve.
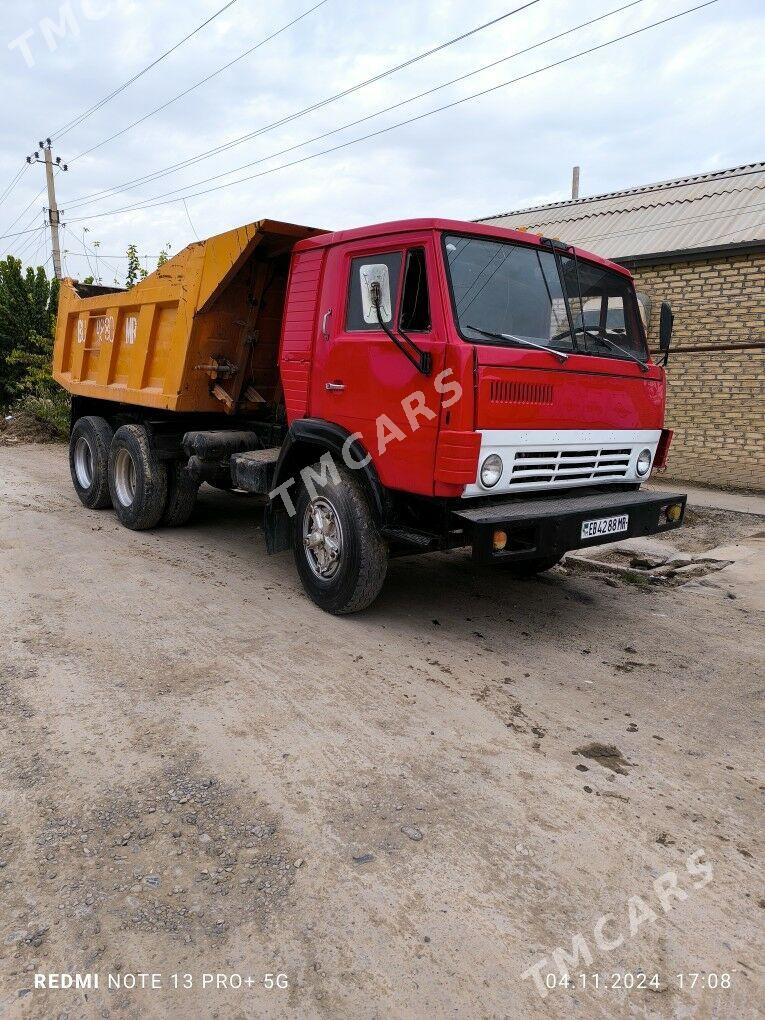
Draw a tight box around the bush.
[9,392,70,441]
[0,257,58,407]
[0,257,67,440]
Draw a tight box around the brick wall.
[630,251,765,492]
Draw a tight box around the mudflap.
[264,500,292,554]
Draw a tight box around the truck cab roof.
[294,217,632,278]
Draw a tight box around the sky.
[0,0,763,285]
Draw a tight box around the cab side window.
[346,252,402,331]
[399,248,431,332]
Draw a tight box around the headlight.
[636,448,652,476]
[480,454,503,487]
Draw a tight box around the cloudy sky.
[1,0,763,284]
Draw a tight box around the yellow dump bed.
[53,218,321,414]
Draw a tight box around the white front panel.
[463,429,662,498]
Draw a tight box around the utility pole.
[571,165,581,200]
[27,139,67,279]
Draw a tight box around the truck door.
[309,239,446,495]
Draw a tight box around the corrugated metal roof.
[478,163,765,260]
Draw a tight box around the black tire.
[69,415,114,509]
[162,462,199,527]
[108,424,168,530]
[499,554,562,578]
[293,463,388,614]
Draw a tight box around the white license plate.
[581,514,629,540]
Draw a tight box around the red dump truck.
[53,217,685,613]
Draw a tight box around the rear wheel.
[293,464,388,614]
[108,424,168,530]
[499,554,562,577]
[69,415,113,509]
[162,462,199,527]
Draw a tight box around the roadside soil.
[0,412,63,447]
[0,444,762,1019]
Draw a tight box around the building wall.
[630,251,765,492]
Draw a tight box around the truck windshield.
[443,234,648,362]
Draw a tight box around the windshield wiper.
[550,324,649,372]
[467,324,569,363]
[582,329,650,373]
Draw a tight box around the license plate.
[581,514,629,540]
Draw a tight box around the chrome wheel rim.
[302,496,343,579]
[113,447,137,507]
[73,436,93,489]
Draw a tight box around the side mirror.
[360,264,392,325]
[659,300,674,353]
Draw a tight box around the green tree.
[0,257,59,406]
[157,243,172,268]
[125,243,148,288]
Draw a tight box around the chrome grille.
[508,447,632,486]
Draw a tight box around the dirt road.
[0,444,762,1019]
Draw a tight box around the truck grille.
[508,447,632,485]
[489,380,553,405]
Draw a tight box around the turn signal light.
[493,529,508,551]
[665,503,683,523]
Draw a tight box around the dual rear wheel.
[69,417,197,529]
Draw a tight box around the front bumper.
[452,488,686,564]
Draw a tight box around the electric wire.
[11,222,45,262]
[0,187,47,244]
[69,0,331,163]
[62,224,122,281]
[0,163,29,213]
[64,0,543,208]
[51,0,243,140]
[65,0,720,225]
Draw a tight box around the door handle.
[321,308,332,340]
[325,381,345,391]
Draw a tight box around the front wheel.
[293,464,388,614]
[499,554,562,577]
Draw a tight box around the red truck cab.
[258,218,685,611]
[280,219,668,497]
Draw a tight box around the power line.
[183,199,200,240]
[58,249,165,259]
[51,0,243,141]
[27,220,49,268]
[62,224,122,281]
[67,0,720,225]
[0,163,29,212]
[0,186,47,243]
[0,224,41,243]
[64,0,543,210]
[157,0,643,205]
[0,202,48,257]
[69,0,330,163]
[11,223,45,262]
